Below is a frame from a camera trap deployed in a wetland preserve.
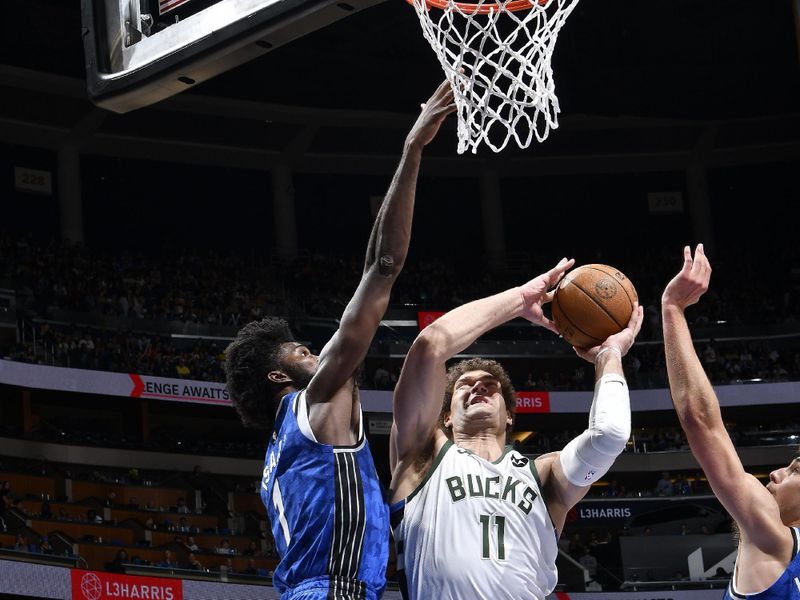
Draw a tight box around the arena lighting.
[716,320,727,324]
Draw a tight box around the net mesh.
[411,0,580,154]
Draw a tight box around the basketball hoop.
[410,0,580,154]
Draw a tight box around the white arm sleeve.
[559,373,631,487]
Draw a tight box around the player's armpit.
[537,452,592,535]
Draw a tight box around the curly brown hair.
[224,318,296,430]
[439,358,517,439]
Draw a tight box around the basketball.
[552,264,638,349]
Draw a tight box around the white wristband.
[594,345,622,364]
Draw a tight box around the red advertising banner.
[417,311,445,330]
[71,569,182,600]
[516,391,550,413]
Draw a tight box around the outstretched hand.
[518,257,575,334]
[406,79,457,149]
[662,244,712,311]
[573,303,644,364]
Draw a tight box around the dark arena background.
[1,0,799,597]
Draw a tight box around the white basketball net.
[411,0,580,154]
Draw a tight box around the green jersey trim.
[492,445,514,465]
[530,458,556,532]
[408,440,454,503]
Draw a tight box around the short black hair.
[225,318,295,430]
[440,358,517,439]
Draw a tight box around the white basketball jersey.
[391,441,559,600]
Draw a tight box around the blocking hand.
[406,79,457,149]
[662,244,712,311]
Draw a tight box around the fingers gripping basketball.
[552,264,638,348]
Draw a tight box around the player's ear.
[442,412,453,429]
[267,370,291,384]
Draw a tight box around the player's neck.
[452,431,506,462]
[272,385,298,414]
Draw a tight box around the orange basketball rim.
[409,0,547,16]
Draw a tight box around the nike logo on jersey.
[446,473,538,514]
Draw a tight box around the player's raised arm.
[661,245,789,554]
[540,304,642,533]
[305,81,456,422]
[391,258,574,472]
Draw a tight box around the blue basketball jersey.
[261,390,389,600]
[724,527,800,600]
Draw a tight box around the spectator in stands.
[176,497,189,514]
[185,536,199,552]
[675,474,693,495]
[13,533,27,551]
[242,558,258,575]
[40,500,53,519]
[568,533,585,559]
[87,508,103,524]
[144,516,157,530]
[263,533,276,557]
[224,557,236,574]
[39,535,53,554]
[605,480,620,498]
[157,550,178,569]
[216,538,234,555]
[679,523,690,535]
[243,540,261,557]
[187,552,204,571]
[127,469,142,485]
[710,566,730,579]
[1,481,12,509]
[177,517,190,533]
[175,358,191,379]
[108,549,128,572]
[655,471,674,496]
[10,499,28,517]
[578,548,598,579]
[373,364,393,390]
[522,373,536,390]
[104,491,117,507]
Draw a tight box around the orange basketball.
[552,264,638,349]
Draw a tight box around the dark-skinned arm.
[306,81,456,443]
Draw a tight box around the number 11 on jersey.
[479,514,506,560]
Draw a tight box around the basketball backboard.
[82,0,384,113]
